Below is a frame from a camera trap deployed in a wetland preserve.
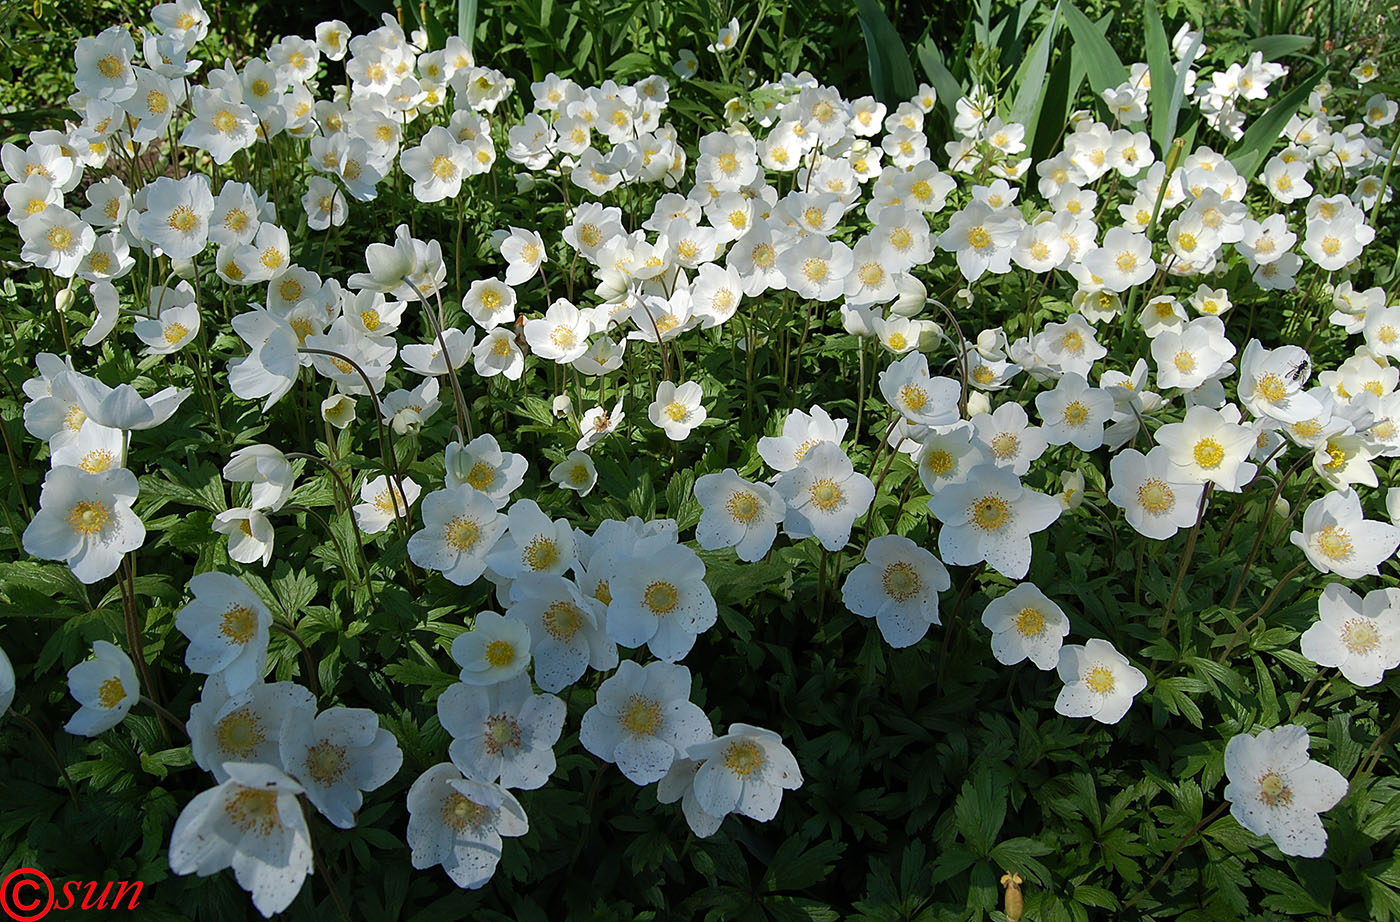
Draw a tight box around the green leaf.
[457,0,478,50]
[1246,34,1314,59]
[1226,69,1325,180]
[1060,2,1127,100]
[916,39,962,125]
[1008,1,1061,133]
[855,0,917,106]
[1143,0,1173,151]
[954,772,1007,856]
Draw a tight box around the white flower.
[972,402,1048,476]
[139,173,214,260]
[579,660,712,785]
[842,535,952,648]
[223,444,294,513]
[648,380,708,440]
[928,464,1061,579]
[168,762,313,918]
[64,640,139,736]
[524,298,592,362]
[438,673,565,789]
[1034,373,1114,451]
[407,484,508,586]
[1223,725,1348,858]
[1053,639,1147,724]
[577,399,625,451]
[499,226,546,286]
[462,277,517,329]
[213,507,275,567]
[878,352,961,428]
[694,469,784,562]
[686,724,803,826]
[353,474,421,535]
[549,450,598,496]
[504,574,617,692]
[279,707,403,829]
[473,326,525,380]
[1083,227,1156,292]
[484,498,577,581]
[773,442,876,552]
[1289,488,1400,580]
[68,376,191,430]
[707,17,741,53]
[758,405,848,473]
[406,763,529,889]
[1107,447,1206,540]
[23,466,145,583]
[981,582,1070,669]
[1154,406,1258,490]
[1301,584,1400,686]
[188,677,317,782]
[657,759,724,836]
[608,533,717,662]
[452,611,531,686]
[175,572,272,696]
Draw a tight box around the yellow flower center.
[444,515,481,551]
[1341,618,1380,654]
[923,449,953,476]
[1061,331,1084,352]
[213,110,238,134]
[726,490,760,523]
[1192,438,1224,469]
[1257,373,1288,403]
[78,449,115,474]
[643,581,679,614]
[967,227,990,248]
[881,561,921,602]
[1115,251,1138,272]
[1174,350,1196,372]
[886,332,908,351]
[305,741,348,786]
[47,226,73,249]
[163,321,190,345]
[1136,478,1175,515]
[226,787,281,836]
[68,500,110,536]
[522,535,560,571]
[483,713,523,755]
[97,676,126,709]
[620,694,663,736]
[990,432,1020,460]
[723,739,765,778]
[97,55,123,78]
[808,478,844,511]
[969,495,1011,531]
[542,601,586,641]
[483,639,515,667]
[664,401,689,422]
[216,707,265,758]
[168,205,198,232]
[220,605,259,644]
[1084,665,1116,693]
[1062,401,1089,426]
[1315,525,1352,561]
[431,155,456,179]
[1257,771,1293,807]
[441,792,491,832]
[1014,607,1044,636]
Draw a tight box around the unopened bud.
[889,273,927,318]
[54,286,76,313]
[1000,873,1024,921]
[1273,496,1290,519]
[965,389,991,417]
[171,257,197,280]
[552,394,574,419]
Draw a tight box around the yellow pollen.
[1062,401,1089,426]
[213,110,238,134]
[973,365,994,384]
[431,155,456,179]
[215,707,265,757]
[923,449,953,476]
[887,332,908,351]
[444,515,481,551]
[1321,236,1341,256]
[1061,331,1084,352]
[96,55,123,78]
[881,561,921,602]
[1257,771,1293,807]
[970,495,1011,530]
[752,243,776,268]
[482,713,523,755]
[289,318,314,342]
[146,90,169,114]
[521,243,540,264]
[68,500,110,536]
[78,449,115,473]
[491,336,512,356]
[620,694,663,736]
[858,263,884,286]
[723,739,764,777]
[899,384,928,413]
[990,432,1020,459]
[176,12,198,28]
[220,605,259,644]
[483,639,515,667]
[890,228,912,250]
[542,601,585,641]
[260,247,284,270]
[1341,618,1380,654]
[168,205,198,232]
[967,226,991,248]
[97,676,126,709]
[1136,478,1175,515]
[342,160,361,180]
[25,199,46,217]
[1085,665,1116,693]
[225,788,280,836]
[65,405,87,431]
[163,321,190,344]
[717,152,738,174]
[1193,438,1224,468]
[1014,607,1044,636]
[304,741,348,786]
[1115,251,1138,272]
[1177,232,1197,251]
[1030,241,1050,261]
[250,79,270,98]
[47,226,73,249]
[808,477,844,511]
[802,258,828,282]
[522,535,560,571]
[643,581,679,614]
[441,792,491,832]
[663,401,689,423]
[1315,525,1352,561]
[726,490,761,523]
[465,461,494,490]
[1174,350,1196,372]
[1257,373,1288,403]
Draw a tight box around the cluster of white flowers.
[6,0,1399,906]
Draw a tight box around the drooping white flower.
[222,444,295,513]
[579,660,712,785]
[980,582,1070,669]
[168,762,313,918]
[175,572,273,696]
[1053,639,1147,725]
[1223,725,1348,858]
[841,535,951,648]
[63,640,139,736]
[438,673,565,790]
[406,762,529,889]
[279,707,403,829]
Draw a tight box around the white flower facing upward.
[445,434,527,507]
[981,582,1071,669]
[279,707,404,829]
[648,380,708,441]
[175,572,272,696]
[188,678,318,783]
[64,640,139,736]
[353,474,422,535]
[549,450,598,496]
[1223,725,1348,858]
[580,660,712,785]
[452,611,532,686]
[504,574,617,692]
[23,465,145,584]
[927,464,1061,579]
[841,535,951,648]
[693,469,784,562]
[1107,447,1206,540]
[168,762,313,918]
[608,534,717,662]
[407,484,508,586]
[684,724,803,829]
[1053,639,1147,725]
[438,673,565,790]
[407,763,529,890]
[1289,488,1400,580]
[1301,584,1400,687]
[773,441,876,552]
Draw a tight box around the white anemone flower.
[928,464,1061,579]
[1053,639,1147,724]
[168,762,313,918]
[1289,488,1400,580]
[64,640,139,736]
[175,572,273,696]
[213,507,275,567]
[352,474,421,535]
[279,707,403,829]
[579,660,712,785]
[773,442,876,552]
[693,469,785,562]
[438,673,565,789]
[407,763,529,889]
[1223,725,1348,858]
[504,574,617,692]
[758,405,849,472]
[980,582,1071,669]
[686,724,803,825]
[1107,447,1206,540]
[452,611,531,685]
[549,450,598,496]
[484,498,577,581]
[23,466,144,584]
[841,535,951,648]
[648,380,708,441]
[1301,584,1400,686]
[407,484,508,586]
[607,534,717,662]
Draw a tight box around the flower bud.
[965,389,991,417]
[552,394,574,418]
[1273,496,1290,519]
[889,273,927,318]
[915,319,944,351]
[54,286,76,313]
[171,257,197,280]
[322,393,357,429]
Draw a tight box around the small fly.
[1286,358,1311,383]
